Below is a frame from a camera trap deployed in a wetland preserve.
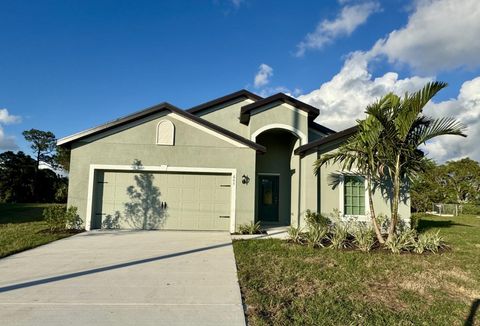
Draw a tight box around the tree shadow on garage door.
[103,160,168,230]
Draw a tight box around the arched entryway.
[254,129,300,226]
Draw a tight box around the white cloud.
[0,108,21,124]
[371,0,480,73]
[422,77,480,162]
[254,64,273,88]
[298,51,433,131]
[295,1,380,56]
[230,0,244,8]
[295,0,480,162]
[0,126,18,151]
[0,108,21,151]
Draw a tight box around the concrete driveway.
[0,231,245,326]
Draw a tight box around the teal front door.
[258,175,279,222]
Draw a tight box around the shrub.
[375,213,389,233]
[238,221,262,235]
[329,222,350,249]
[43,205,67,232]
[66,206,82,229]
[351,223,375,252]
[43,205,81,232]
[385,229,416,254]
[305,209,330,228]
[287,226,303,244]
[305,225,328,248]
[421,230,446,253]
[461,204,480,215]
[410,213,421,231]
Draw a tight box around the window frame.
[338,174,369,219]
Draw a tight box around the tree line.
[0,129,70,203]
[411,157,480,212]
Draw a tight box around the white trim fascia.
[85,164,237,233]
[338,173,370,220]
[85,164,96,231]
[251,124,307,145]
[168,112,247,148]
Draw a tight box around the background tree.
[22,129,57,169]
[0,151,36,202]
[0,150,68,203]
[22,129,57,200]
[54,146,71,172]
[411,158,480,211]
[440,158,480,204]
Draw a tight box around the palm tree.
[314,109,386,243]
[365,81,466,241]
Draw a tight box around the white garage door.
[92,170,232,230]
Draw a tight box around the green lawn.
[0,203,78,258]
[233,214,480,325]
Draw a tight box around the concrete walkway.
[0,231,245,326]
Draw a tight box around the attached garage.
[89,167,234,231]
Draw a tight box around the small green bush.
[305,225,328,248]
[287,226,303,244]
[329,222,350,249]
[43,205,67,232]
[410,213,421,231]
[43,205,81,232]
[422,230,446,253]
[305,209,330,228]
[413,230,446,254]
[351,223,375,252]
[238,221,262,235]
[461,204,480,215]
[385,229,416,254]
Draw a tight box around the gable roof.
[240,93,320,124]
[57,102,266,152]
[294,126,358,155]
[187,89,262,115]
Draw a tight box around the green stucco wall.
[67,111,257,231]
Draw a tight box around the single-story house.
[58,90,410,232]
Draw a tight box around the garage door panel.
[94,171,232,231]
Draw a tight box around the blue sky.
[1,0,479,162]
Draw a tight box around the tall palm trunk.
[366,174,385,243]
[387,155,401,242]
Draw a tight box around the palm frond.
[416,117,467,145]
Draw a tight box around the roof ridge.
[240,92,320,124]
[187,89,262,115]
[57,101,266,152]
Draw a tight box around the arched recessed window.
[156,120,175,145]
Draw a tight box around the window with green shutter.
[344,176,365,215]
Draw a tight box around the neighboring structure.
[58,90,410,232]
